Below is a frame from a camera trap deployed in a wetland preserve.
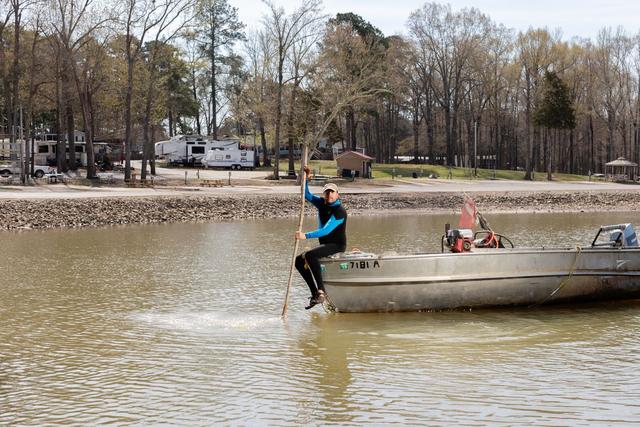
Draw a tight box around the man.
[295,166,347,309]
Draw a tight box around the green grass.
[165,157,592,182]
[301,160,590,182]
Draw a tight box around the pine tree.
[533,70,576,180]
[195,0,245,140]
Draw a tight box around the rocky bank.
[1,191,639,231]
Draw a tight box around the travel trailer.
[154,135,242,166]
[33,132,91,167]
[201,144,255,170]
[0,132,106,168]
[34,139,107,167]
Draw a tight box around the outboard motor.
[591,223,639,248]
[609,224,639,247]
[444,224,473,253]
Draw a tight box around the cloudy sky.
[230,0,640,41]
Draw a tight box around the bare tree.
[262,0,324,179]
[194,0,244,140]
[283,13,322,175]
[244,29,274,167]
[0,1,12,136]
[408,3,491,166]
[120,0,191,181]
[307,16,390,158]
[591,27,633,164]
[140,0,194,180]
[516,28,557,179]
[49,0,112,177]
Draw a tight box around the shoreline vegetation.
[2,190,639,231]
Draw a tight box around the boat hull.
[320,248,640,312]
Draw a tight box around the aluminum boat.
[320,224,640,312]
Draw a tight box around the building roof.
[605,157,638,167]
[336,150,374,161]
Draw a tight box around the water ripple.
[3,214,640,424]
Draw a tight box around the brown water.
[2,212,640,425]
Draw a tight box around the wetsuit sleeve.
[305,214,345,239]
[304,178,323,207]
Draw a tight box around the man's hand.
[303,166,311,179]
[295,231,307,240]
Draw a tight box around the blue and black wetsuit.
[295,182,347,298]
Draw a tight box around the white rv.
[201,144,255,170]
[34,139,106,167]
[35,140,85,166]
[154,135,240,166]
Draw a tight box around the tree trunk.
[287,80,299,175]
[589,113,595,173]
[348,106,357,150]
[168,109,174,137]
[273,55,284,180]
[124,50,134,181]
[142,51,159,181]
[444,106,453,166]
[11,2,20,180]
[412,111,420,164]
[547,128,552,181]
[192,68,201,135]
[0,28,9,135]
[150,125,156,175]
[568,128,573,173]
[259,116,269,167]
[70,54,96,179]
[210,25,217,139]
[55,52,66,172]
[523,74,533,180]
[424,98,434,164]
[63,82,75,171]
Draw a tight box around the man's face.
[323,189,338,204]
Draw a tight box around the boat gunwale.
[322,247,640,263]
[324,270,640,285]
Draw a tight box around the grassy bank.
[157,158,593,182]
[303,159,590,182]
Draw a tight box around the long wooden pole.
[281,145,309,318]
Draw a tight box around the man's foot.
[304,291,326,310]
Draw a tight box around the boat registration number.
[339,260,380,270]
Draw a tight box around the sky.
[230,0,640,41]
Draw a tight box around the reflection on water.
[2,211,640,424]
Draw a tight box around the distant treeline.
[1,0,638,179]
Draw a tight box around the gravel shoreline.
[1,190,639,231]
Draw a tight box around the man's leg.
[304,244,343,292]
[295,253,317,297]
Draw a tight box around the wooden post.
[282,145,309,318]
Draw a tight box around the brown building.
[336,150,374,178]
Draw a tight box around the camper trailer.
[201,144,255,170]
[33,132,104,167]
[34,139,106,167]
[34,140,85,166]
[154,135,242,166]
